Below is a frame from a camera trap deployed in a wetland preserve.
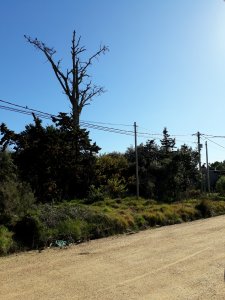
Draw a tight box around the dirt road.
[2,216,225,299]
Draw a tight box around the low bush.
[0,226,14,255]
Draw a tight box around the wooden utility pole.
[205,141,210,192]
[197,131,201,171]
[134,122,139,199]
[196,131,204,192]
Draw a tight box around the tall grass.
[3,196,225,255]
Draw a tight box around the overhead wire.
[202,135,225,151]
[203,134,225,139]
[81,120,133,127]
[0,104,51,120]
[0,101,135,136]
[0,98,198,143]
[0,99,53,118]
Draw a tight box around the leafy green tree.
[95,152,129,198]
[0,114,100,202]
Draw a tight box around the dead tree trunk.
[25,31,108,127]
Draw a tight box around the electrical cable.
[0,98,199,143]
[202,136,225,150]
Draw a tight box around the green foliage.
[0,150,17,181]
[125,134,199,201]
[1,124,200,204]
[216,176,225,195]
[95,153,129,198]
[0,226,14,255]
[0,181,35,219]
[56,219,89,242]
[160,127,175,153]
[125,140,159,198]
[0,152,35,221]
[2,197,225,254]
[86,185,105,203]
[106,176,127,198]
[0,115,100,202]
[142,211,167,226]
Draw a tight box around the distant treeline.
[0,115,200,206]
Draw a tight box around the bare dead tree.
[24,31,108,127]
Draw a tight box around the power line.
[80,121,134,136]
[0,101,135,136]
[0,99,133,127]
[0,99,200,144]
[203,134,225,139]
[138,126,192,137]
[81,119,133,127]
[0,99,54,118]
[0,105,51,120]
[202,136,225,150]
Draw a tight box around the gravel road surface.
[2,215,225,299]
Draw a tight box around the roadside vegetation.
[1,31,225,255]
[1,195,225,255]
[1,119,225,256]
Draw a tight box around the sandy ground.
[2,216,225,299]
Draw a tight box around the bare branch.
[78,45,109,83]
[25,31,108,127]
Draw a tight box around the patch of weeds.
[142,211,166,227]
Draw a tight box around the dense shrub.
[0,226,14,255]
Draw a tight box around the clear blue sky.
[1,0,225,164]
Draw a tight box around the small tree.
[24,31,108,126]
